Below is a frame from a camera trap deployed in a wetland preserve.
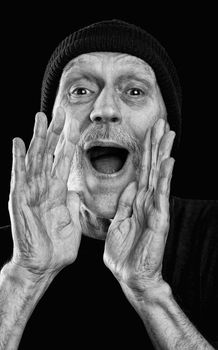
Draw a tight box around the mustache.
[78,123,143,168]
[79,124,142,153]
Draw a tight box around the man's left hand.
[103,119,175,296]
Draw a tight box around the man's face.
[54,52,167,219]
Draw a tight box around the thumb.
[113,181,137,223]
[66,191,81,229]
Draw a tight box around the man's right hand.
[8,107,82,279]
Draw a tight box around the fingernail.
[170,158,175,173]
[157,118,165,128]
[56,105,64,114]
[165,122,170,132]
[13,138,23,155]
[169,130,176,141]
[35,112,44,121]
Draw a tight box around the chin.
[85,192,120,219]
[79,200,112,241]
[79,186,124,241]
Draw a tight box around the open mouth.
[86,146,129,174]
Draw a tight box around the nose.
[90,87,122,124]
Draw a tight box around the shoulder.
[170,195,218,215]
[165,197,218,344]
[170,196,218,234]
[165,196,218,281]
[168,196,218,262]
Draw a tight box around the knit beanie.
[40,19,182,152]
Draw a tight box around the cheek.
[124,100,164,143]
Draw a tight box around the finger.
[52,118,80,182]
[155,157,175,213]
[66,191,81,228]
[157,130,176,168]
[165,122,170,133]
[43,106,66,174]
[148,118,166,190]
[138,128,151,191]
[113,181,137,222]
[46,106,65,155]
[25,112,47,176]
[11,137,26,190]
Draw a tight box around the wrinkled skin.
[104,119,175,292]
[8,53,175,289]
[9,107,82,277]
[53,52,167,224]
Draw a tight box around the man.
[0,19,217,349]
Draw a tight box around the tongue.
[92,155,123,174]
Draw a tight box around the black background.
[0,5,217,348]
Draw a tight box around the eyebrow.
[61,71,100,92]
[61,71,153,95]
[115,73,153,89]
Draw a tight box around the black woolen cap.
[40,19,182,153]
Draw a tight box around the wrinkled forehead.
[61,52,156,81]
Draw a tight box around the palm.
[9,108,81,277]
[105,191,166,282]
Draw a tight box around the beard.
[67,123,143,239]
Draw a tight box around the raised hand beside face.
[9,107,82,279]
[103,118,175,294]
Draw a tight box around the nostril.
[111,117,119,123]
[95,116,102,122]
[93,116,119,123]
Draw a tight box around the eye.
[126,88,145,96]
[69,87,92,96]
